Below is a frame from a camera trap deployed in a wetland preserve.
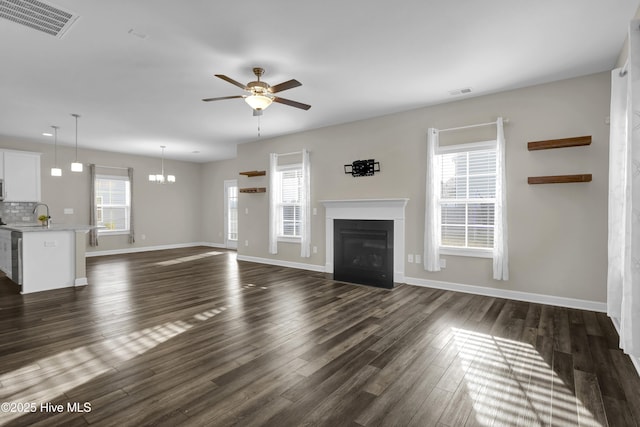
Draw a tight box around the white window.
[276,165,303,240]
[95,174,131,234]
[437,141,496,257]
[226,183,238,242]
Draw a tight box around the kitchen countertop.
[0,224,95,232]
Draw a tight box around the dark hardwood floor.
[0,247,638,426]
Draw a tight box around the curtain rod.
[619,59,629,77]
[438,118,509,133]
[94,164,130,170]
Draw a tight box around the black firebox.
[333,219,394,289]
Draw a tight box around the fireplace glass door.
[334,219,394,289]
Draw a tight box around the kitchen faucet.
[33,203,50,226]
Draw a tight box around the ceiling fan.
[202,67,311,116]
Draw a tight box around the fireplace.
[334,219,394,288]
[321,198,409,286]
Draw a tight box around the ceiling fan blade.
[215,74,247,90]
[202,95,245,102]
[268,79,302,93]
[273,96,311,110]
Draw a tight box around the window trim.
[437,139,497,256]
[95,174,131,235]
[440,246,493,258]
[436,139,496,155]
[276,163,303,241]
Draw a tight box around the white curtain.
[128,167,135,244]
[608,19,640,356]
[300,149,311,258]
[424,128,441,271]
[268,153,279,254]
[493,117,509,280]
[89,164,98,247]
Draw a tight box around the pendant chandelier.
[50,125,62,177]
[149,145,175,183]
[70,113,83,172]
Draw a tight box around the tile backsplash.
[0,202,38,224]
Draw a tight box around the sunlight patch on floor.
[0,306,227,424]
[452,328,602,427]
[155,251,223,266]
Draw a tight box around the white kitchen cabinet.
[22,230,74,293]
[2,150,41,202]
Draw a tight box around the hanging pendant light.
[50,125,62,177]
[70,113,83,172]
[149,145,176,184]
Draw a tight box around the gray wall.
[200,157,239,246]
[0,71,612,304]
[228,71,611,303]
[0,138,203,253]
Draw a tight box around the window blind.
[279,168,302,237]
[96,175,130,233]
[439,148,496,249]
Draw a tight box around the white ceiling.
[0,0,638,162]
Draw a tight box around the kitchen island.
[0,224,93,294]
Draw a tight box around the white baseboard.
[86,242,226,257]
[74,277,88,286]
[236,254,326,273]
[609,316,640,377]
[404,276,607,313]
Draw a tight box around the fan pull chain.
[257,116,261,138]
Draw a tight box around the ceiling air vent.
[0,0,78,38]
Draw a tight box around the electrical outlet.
[407,254,414,263]
[244,240,249,247]
[141,234,146,240]
[313,246,317,254]
[64,208,74,214]
[22,216,30,221]
[245,208,249,215]
[440,258,447,268]
[415,254,422,264]
[313,207,317,215]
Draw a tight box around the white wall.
[225,71,611,303]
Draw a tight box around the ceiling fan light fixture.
[245,94,273,111]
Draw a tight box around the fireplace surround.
[321,198,409,286]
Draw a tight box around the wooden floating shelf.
[527,135,591,151]
[239,170,266,177]
[239,187,266,193]
[528,174,592,185]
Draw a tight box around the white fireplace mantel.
[320,198,409,283]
